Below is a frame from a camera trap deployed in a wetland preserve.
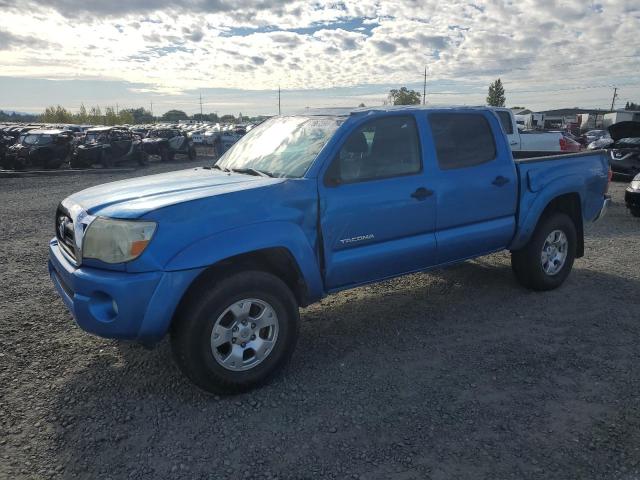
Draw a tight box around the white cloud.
[0,0,638,113]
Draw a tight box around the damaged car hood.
[66,167,284,218]
[608,121,640,142]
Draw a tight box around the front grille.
[55,206,76,262]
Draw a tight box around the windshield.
[22,134,53,146]
[85,132,107,144]
[215,116,342,178]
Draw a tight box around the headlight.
[631,180,640,191]
[82,218,156,264]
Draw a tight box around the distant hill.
[0,110,39,122]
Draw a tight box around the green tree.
[118,110,134,125]
[388,87,421,105]
[625,101,639,110]
[487,78,506,107]
[41,105,73,123]
[162,109,188,122]
[77,104,88,124]
[220,114,236,124]
[104,106,118,126]
[121,107,154,123]
[88,106,102,125]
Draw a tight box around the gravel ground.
[1,160,639,480]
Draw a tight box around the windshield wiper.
[230,167,274,177]
[211,164,230,172]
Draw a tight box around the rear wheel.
[44,156,62,169]
[101,151,114,168]
[137,151,149,166]
[69,155,84,169]
[160,146,170,162]
[511,212,577,291]
[171,270,300,394]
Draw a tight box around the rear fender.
[164,221,325,303]
[510,172,585,251]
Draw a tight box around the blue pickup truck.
[49,106,610,393]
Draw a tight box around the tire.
[137,151,149,166]
[171,270,300,394]
[101,151,114,168]
[511,212,577,291]
[44,157,62,169]
[69,155,84,169]
[630,207,640,218]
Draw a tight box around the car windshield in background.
[85,133,105,144]
[149,130,173,139]
[215,116,342,178]
[23,134,53,146]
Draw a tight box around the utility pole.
[199,92,203,117]
[278,86,281,115]
[150,100,153,120]
[610,87,618,111]
[116,103,119,116]
[423,67,427,105]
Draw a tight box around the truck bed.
[509,149,610,251]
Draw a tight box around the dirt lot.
[1,161,639,480]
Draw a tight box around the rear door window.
[428,113,497,170]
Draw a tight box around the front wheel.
[171,271,300,394]
[511,212,577,291]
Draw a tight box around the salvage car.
[625,173,640,217]
[71,127,147,168]
[142,128,196,161]
[607,121,640,177]
[3,129,73,170]
[0,132,15,169]
[49,106,611,394]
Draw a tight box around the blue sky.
[0,0,639,116]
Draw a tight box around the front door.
[319,114,437,290]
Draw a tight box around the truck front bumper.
[48,238,202,344]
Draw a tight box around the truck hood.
[608,121,640,141]
[67,167,284,218]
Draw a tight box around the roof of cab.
[299,105,492,117]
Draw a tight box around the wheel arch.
[170,247,312,337]
[538,193,584,257]
[511,191,584,257]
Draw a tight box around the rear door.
[425,111,518,264]
[319,113,437,290]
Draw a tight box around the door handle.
[492,175,510,187]
[411,187,434,200]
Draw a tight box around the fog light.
[89,292,118,323]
